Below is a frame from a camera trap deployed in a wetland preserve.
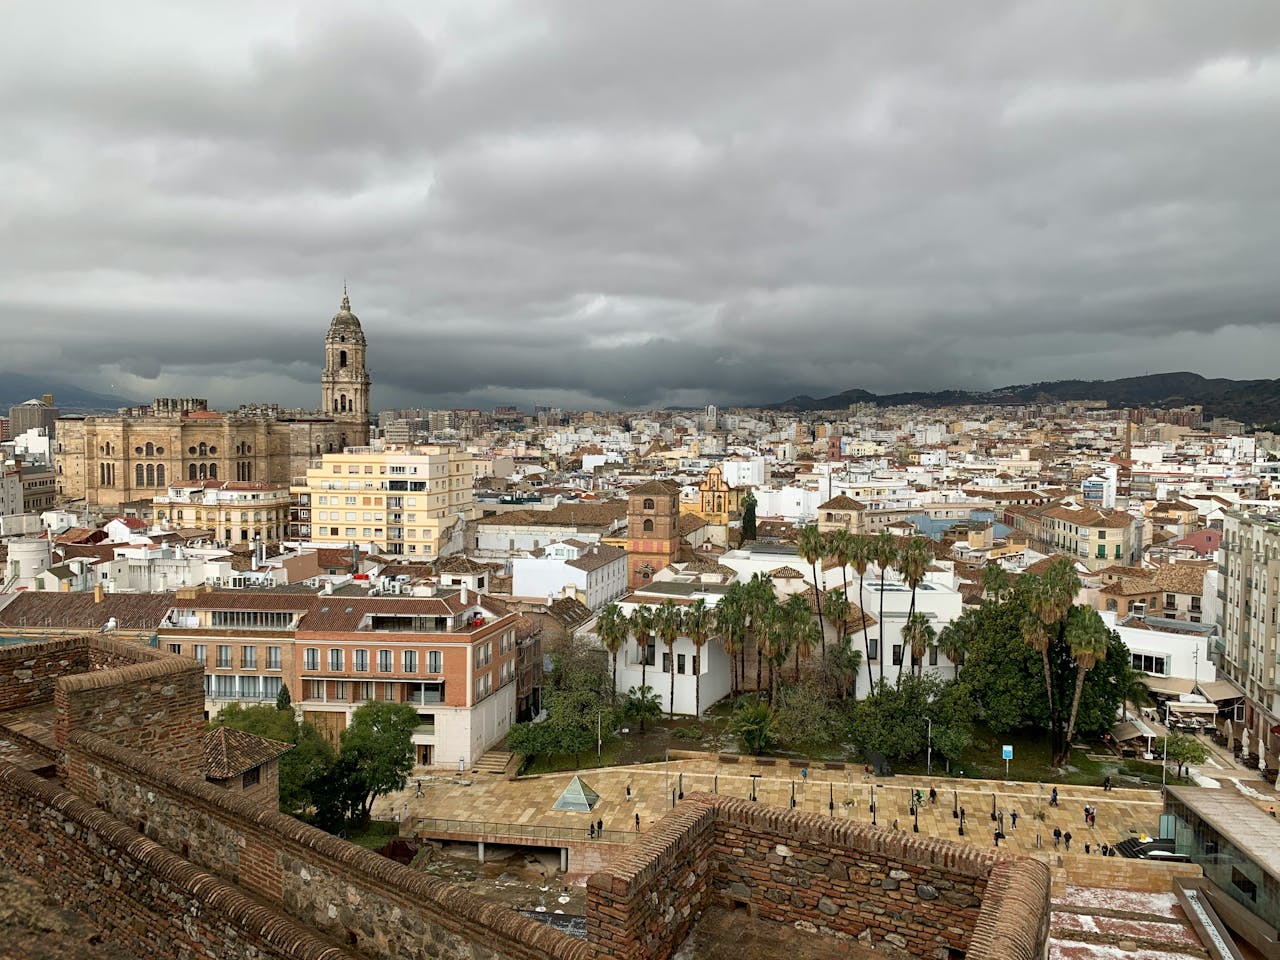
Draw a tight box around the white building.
[599,584,733,717]
[1100,610,1217,690]
[510,540,628,610]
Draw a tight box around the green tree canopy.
[340,701,420,820]
[211,703,333,818]
[729,699,774,756]
[772,682,844,760]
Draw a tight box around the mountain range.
[765,372,1280,429]
[0,373,137,415]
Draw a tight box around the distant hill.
[764,372,1280,428]
[0,373,137,414]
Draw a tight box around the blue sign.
[1001,745,1014,761]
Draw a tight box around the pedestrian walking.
[1053,827,1062,849]
[928,787,937,804]
[1010,810,1019,829]
[626,784,631,800]
[597,818,604,836]
[1050,787,1059,807]
[634,813,640,831]
[1084,842,1091,855]
[1063,830,1073,851]
[994,829,1000,847]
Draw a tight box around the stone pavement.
[372,755,1198,860]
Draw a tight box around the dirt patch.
[398,840,588,915]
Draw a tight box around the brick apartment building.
[156,587,520,768]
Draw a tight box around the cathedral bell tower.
[321,287,372,445]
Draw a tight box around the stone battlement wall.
[0,636,90,711]
[587,793,1051,960]
[0,759,358,960]
[65,731,589,960]
[55,639,206,779]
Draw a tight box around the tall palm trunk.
[810,558,826,655]
[1065,664,1088,748]
[857,570,871,696]
[611,652,618,706]
[877,566,887,687]
[668,645,677,720]
[695,665,702,718]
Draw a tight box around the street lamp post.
[1162,702,1171,790]
[1036,782,1043,849]
[925,716,933,777]
[953,789,959,819]
[871,784,877,826]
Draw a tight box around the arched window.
[643,498,655,510]
[340,350,348,368]
[244,462,251,481]
[1106,599,1117,612]
[135,464,145,487]
[146,464,155,487]
[189,463,198,481]
[156,464,165,486]
[208,463,217,480]
[198,463,207,480]
[333,399,340,413]
[643,519,654,533]
[198,442,207,457]
[145,442,154,457]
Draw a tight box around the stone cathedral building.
[55,291,372,509]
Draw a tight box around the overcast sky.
[4,2,1280,412]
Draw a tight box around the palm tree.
[981,563,1011,603]
[822,589,851,649]
[849,533,874,672]
[870,530,897,687]
[714,584,747,696]
[1032,557,1083,765]
[684,599,712,718]
[797,525,828,650]
[1064,606,1110,748]
[827,529,854,607]
[937,607,977,678]
[746,574,774,692]
[624,685,662,733]
[1020,610,1053,712]
[902,612,935,678]
[596,603,628,705]
[629,606,653,694]
[763,603,795,706]
[655,600,684,719]
[898,537,933,622]
[793,612,821,684]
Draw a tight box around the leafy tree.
[741,491,757,541]
[544,686,615,766]
[1020,557,1083,765]
[902,612,935,678]
[981,564,1012,603]
[850,674,942,763]
[212,703,333,818]
[744,573,775,692]
[937,607,978,677]
[772,682,844,760]
[340,701,420,820]
[932,723,972,770]
[823,588,851,650]
[276,682,292,712]
[1159,734,1209,778]
[624,685,662,733]
[729,699,774,756]
[507,718,556,760]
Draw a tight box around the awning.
[1140,676,1196,697]
[1196,679,1245,704]
[1113,719,1156,742]
[1167,702,1217,715]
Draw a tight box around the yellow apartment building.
[291,444,475,558]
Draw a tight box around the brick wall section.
[587,794,1051,960]
[965,856,1052,960]
[55,643,206,779]
[585,796,717,960]
[65,731,590,960]
[0,759,358,960]
[0,636,89,710]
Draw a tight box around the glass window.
[194,644,207,664]
[304,648,319,671]
[266,646,281,670]
[328,648,344,671]
[354,649,369,672]
[378,649,393,672]
[216,645,232,668]
[241,646,256,669]
[403,649,418,673]
[427,650,442,673]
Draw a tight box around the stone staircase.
[472,749,513,775]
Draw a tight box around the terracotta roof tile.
[204,726,292,779]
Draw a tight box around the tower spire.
[341,279,350,312]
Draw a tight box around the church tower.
[321,288,372,445]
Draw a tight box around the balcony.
[407,693,444,705]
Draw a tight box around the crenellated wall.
[587,793,1052,960]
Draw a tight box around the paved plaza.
[372,754,1231,859]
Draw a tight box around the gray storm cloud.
[2,0,1279,410]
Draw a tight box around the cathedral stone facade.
[55,293,372,509]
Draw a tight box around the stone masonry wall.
[55,643,206,779]
[65,732,590,960]
[711,796,991,958]
[0,759,357,960]
[585,797,717,960]
[0,636,89,711]
[587,794,1051,960]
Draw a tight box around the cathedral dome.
[327,290,366,343]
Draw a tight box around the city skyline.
[3,1,1279,411]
